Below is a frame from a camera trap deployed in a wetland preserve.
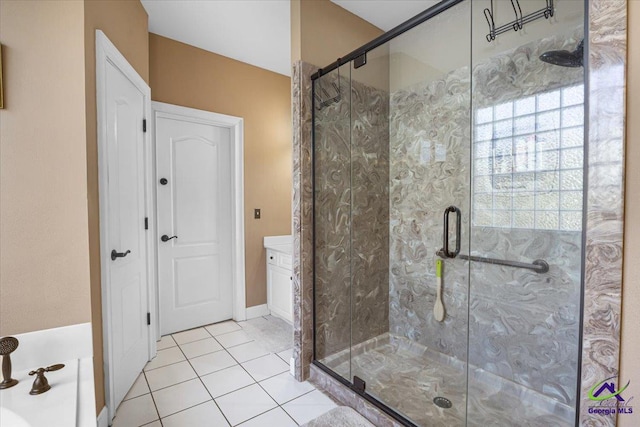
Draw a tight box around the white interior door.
[103,60,149,411]
[156,115,234,335]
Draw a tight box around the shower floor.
[319,334,574,427]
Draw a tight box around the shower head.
[539,39,584,68]
[0,336,19,389]
[0,336,18,356]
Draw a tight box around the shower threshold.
[318,334,574,427]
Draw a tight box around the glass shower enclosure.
[312,0,585,426]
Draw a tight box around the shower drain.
[433,396,453,409]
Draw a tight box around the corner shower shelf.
[485,0,554,42]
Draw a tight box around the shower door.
[351,3,473,426]
[314,2,474,426]
[465,1,585,424]
[312,1,585,426]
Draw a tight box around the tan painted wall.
[84,0,149,413]
[0,1,90,333]
[620,3,640,426]
[292,0,383,68]
[149,34,292,308]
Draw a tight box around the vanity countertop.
[264,235,293,255]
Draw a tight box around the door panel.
[174,255,220,307]
[104,60,149,409]
[157,116,233,335]
[173,138,219,244]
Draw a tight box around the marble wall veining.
[314,69,390,362]
[469,31,585,408]
[389,30,585,406]
[580,0,627,424]
[350,75,390,347]
[292,60,315,381]
[314,68,352,362]
[388,64,471,362]
[294,0,627,424]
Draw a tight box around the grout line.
[278,388,318,406]
[157,399,215,423]
[284,409,301,426]
[146,374,198,394]
[144,357,187,372]
[274,350,293,364]
[214,381,257,400]
[172,335,213,346]
[245,366,291,384]
[232,406,279,426]
[230,354,282,424]
[208,330,244,340]
[279,403,301,426]
[156,337,177,350]
[122,375,149,402]
[206,326,244,337]
[172,337,234,427]
[143,370,162,427]
[226,349,271,365]
[217,338,255,349]
[181,347,226,360]
[125,322,301,427]
[155,344,177,351]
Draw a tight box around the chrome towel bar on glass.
[436,206,549,274]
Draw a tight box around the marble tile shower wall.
[298,2,625,424]
[314,73,390,361]
[314,72,352,360]
[389,64,472,362]
[389,30,584,406]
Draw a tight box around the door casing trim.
[150,101,247,338]
[96,30,156,423]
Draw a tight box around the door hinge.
[144,217,149,230]
[353,376,366,394]
[147,312,151,326]
[143,119,147,133]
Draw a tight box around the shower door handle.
[439,206,461,258]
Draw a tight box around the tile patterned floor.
[112,316,337,427]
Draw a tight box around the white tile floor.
[111,316,337,427]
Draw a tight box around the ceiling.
[141,0,438,77]
[141,0,291,76]
[330,0,440,32]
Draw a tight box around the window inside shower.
[473,84,585,230]
[312,1,586,426]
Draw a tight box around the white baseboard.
[245,304,270,319]
[97,406,109,427]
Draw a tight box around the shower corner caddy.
[484,0,554,43]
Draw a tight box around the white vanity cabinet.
[264,236,293,324]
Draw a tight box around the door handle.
[161,235,178,242]
[111,249,131,261]
[438,206,461,258]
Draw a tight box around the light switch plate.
[254,208,261,219]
